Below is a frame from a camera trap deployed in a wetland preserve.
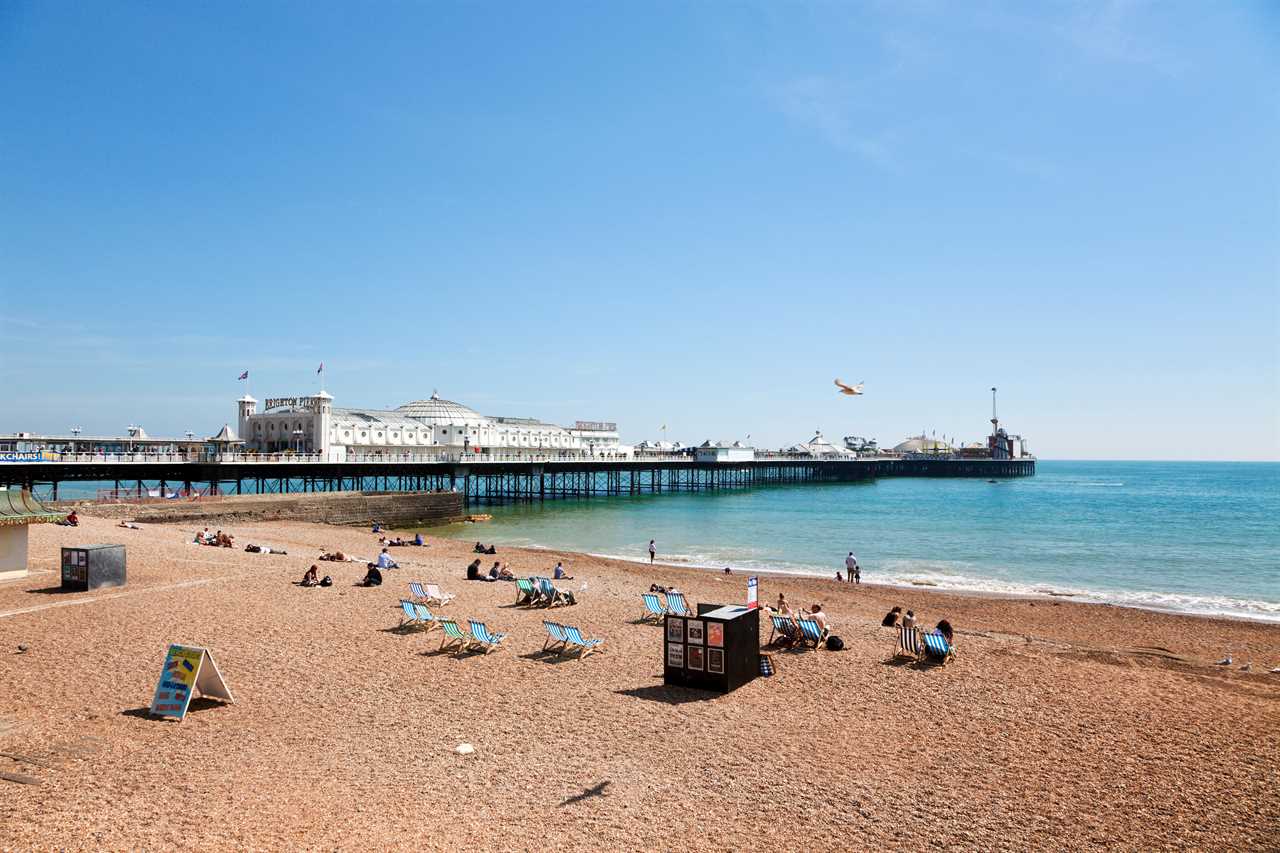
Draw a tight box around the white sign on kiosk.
[149,644,235,721]
[747,576,759,608]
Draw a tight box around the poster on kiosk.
[747,576,759,608]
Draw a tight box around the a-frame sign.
[149,644,235,721]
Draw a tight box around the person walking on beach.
[845,552,858,584]
[648,540,656,564]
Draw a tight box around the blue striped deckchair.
[408,581,430,602]
[640,593,666,622]
[562,625,605,660]
[542,620,568,653]
[467,620,508,653]
[664,591,693,616]
[768,614,799,645]
[412,602,439,632]
[895,625,922,660]
[398,599,423,631]
[538,578,561,607]
[515,578,537,605]
[437,618,470,655]
[796,617,826,649]
[921,630,954,665]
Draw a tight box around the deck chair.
[768,614,799,645]
[408,580,430,602]
[921,630,954,665]
[424,583,455,606]
[467,620,508,653]
[537,578,561,607]
[437,618,471,655]
[664,591,693,616]
[796,617,826,649]
[398,599,424,631]
[542,620,568,653]
[562,625,605,660]
[640,593,666,622]
[515,578,537,605]
[895,625,922,660]
[412,602,439,632]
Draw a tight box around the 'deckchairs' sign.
[149,644,235,721]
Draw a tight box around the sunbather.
[319,550,347,562]
[498,564,515,581]
[118,521,141,530]
[301,565,319,587]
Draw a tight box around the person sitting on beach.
[902,610,917,629]
[488,561,502,581]
[935,619,954,644]
[301,565,319,587]
[219,532,234,548]
[375,548,398,570]
[474,542,486,553]
[498,564,515,581]
[553,562,573,581]
[413,533,424,546]
[649,583,668,594]
[371,522,382,533]
[485,545,497,555]
[881,606,902,627]
[362,565,383,587]
[835,571,843,583]
[806,603,830,636]
[61,510,79,527]
[466,558,484,581]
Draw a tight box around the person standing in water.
[845,552,859,584]
[648,539,656,564]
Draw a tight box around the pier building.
[237,392,629,461]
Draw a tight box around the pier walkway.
[1,454,1035,505]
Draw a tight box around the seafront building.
[237,392,629,461]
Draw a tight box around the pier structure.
[0,455,1035,506]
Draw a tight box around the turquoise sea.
[447,461,1280,622]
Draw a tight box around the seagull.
[834,378,865,396]
[1215,655,1232,666]
[1240,663,1251,672]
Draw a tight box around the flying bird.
[834,379,865,396]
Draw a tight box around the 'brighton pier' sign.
[264,397,311,410]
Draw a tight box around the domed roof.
[395,392,485,424]
[893,435,952,453]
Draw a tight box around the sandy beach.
[1,514,1277,851]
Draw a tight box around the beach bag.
[320,575,333,587]
[826,635,844,652]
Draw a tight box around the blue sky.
[1,1,1276,460]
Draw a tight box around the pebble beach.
[1,514,1277,850]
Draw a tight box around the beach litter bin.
[61,545,126,592]
[663,603,760,693]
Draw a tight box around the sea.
[440,461,1280,623]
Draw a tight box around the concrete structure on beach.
[238,391,629,461]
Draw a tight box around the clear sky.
[1,2,1276,460]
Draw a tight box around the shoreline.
[429,523,1280,627]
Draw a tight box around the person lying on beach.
[385,536,407,547]
[218,532,234,548]
[319,550,348,562]
[553,562,573,581]
[244,544,287,555]
[301,565,319,587]
[881,606,902,627]
[118,521,141,530]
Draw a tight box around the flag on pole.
[237,371,249,381]
[317,362,324,375]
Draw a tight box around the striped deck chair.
[640,593,666,623]
[796,617,826,649]
[424,583,455,606]
[408,580,430,602]
[515,578,537,605]
[664,591,693,616]
[895,625,922,660]
[467,620,508,653]
[437,618,471,655]
[562,625,605,660]
[398,599,424,631]
[537,578,561,607]
[921,630,954,665]
[542,620,568,653]
[412,602,439,632]
[768,614,799,645]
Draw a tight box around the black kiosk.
[61,545,127,592]
[663,603,759,693]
